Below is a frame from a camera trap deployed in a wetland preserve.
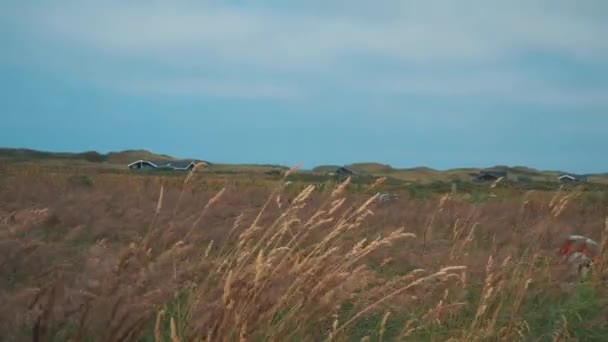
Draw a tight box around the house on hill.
[328,166,358,177]
[558,174,588,183]
[128,159,205,171]
[470,171,507,182]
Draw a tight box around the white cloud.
[18,1,608,68]
[371,70,608,108]
[4,0,608,104]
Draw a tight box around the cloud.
[3,0,608,105]
[18,1,606,67]
[371,70,608,108]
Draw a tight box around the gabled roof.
[163,160,199,170]
[128,159,205,170]
[326,166,359,177]
[558,174,588,181]
[472,171,507,179]
[128,159,159,168]
[335,166,358,175]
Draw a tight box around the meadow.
[1,162,608,341]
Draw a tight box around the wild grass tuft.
[1,166,608,341]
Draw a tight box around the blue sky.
[1,0,607,173]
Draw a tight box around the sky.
[1,0,607,173]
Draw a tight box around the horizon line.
[1,146,603,176]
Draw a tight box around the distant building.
[470,171,507,182]
[128,160,159,170]
[328,166,358,177]
[558,174,588,183]
[128,159,204,171]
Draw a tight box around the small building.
[471,171,507,182]
[328,166,358,177]
[128,159,204,171]
[558,174,588,183]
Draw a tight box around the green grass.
[522,281,608,341]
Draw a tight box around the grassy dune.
[3,148,608,185]
[1,164,608,341]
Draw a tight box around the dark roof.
[335,166,358,175]
[473,171,507,179]
[129,159,204,170]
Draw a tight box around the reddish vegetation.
[0,166,607,341]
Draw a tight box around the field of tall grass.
[1,164,607,341]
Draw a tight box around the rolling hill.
[1,147,606,183]
[0,148,178,165]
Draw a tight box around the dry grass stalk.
[276,195,282,209]
[490,177,504,189]
[549,187,564,208]
[355,193,380,216]
[552,315,571,342]
[254,250,265,288]
[204,240,214,258]
[154,310,165,342]
[380,257,393,267]
[369,177,386,190]
[341,230,416,271]
[331,177,351,198]
[185,188,227,240]
[484,298,504,339]
[328,198,346,216]
[378,311,391,342]
[400,319,418,337]
[501,274,533,340]
[284,162,302,178]
[223,270,233,308]
[156,185,164,215]
[184,162,207,185]
[451,218,463,243]
[424,194,449,252]
[293,185,316,204]
[170,316,180,342]
[550,190,580,218]
[239,321,248,342]
[422,289,450,323]
[327,311,339,340]
[450,222,478,261]
[468,255,496,334]
[236,185,315,262]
